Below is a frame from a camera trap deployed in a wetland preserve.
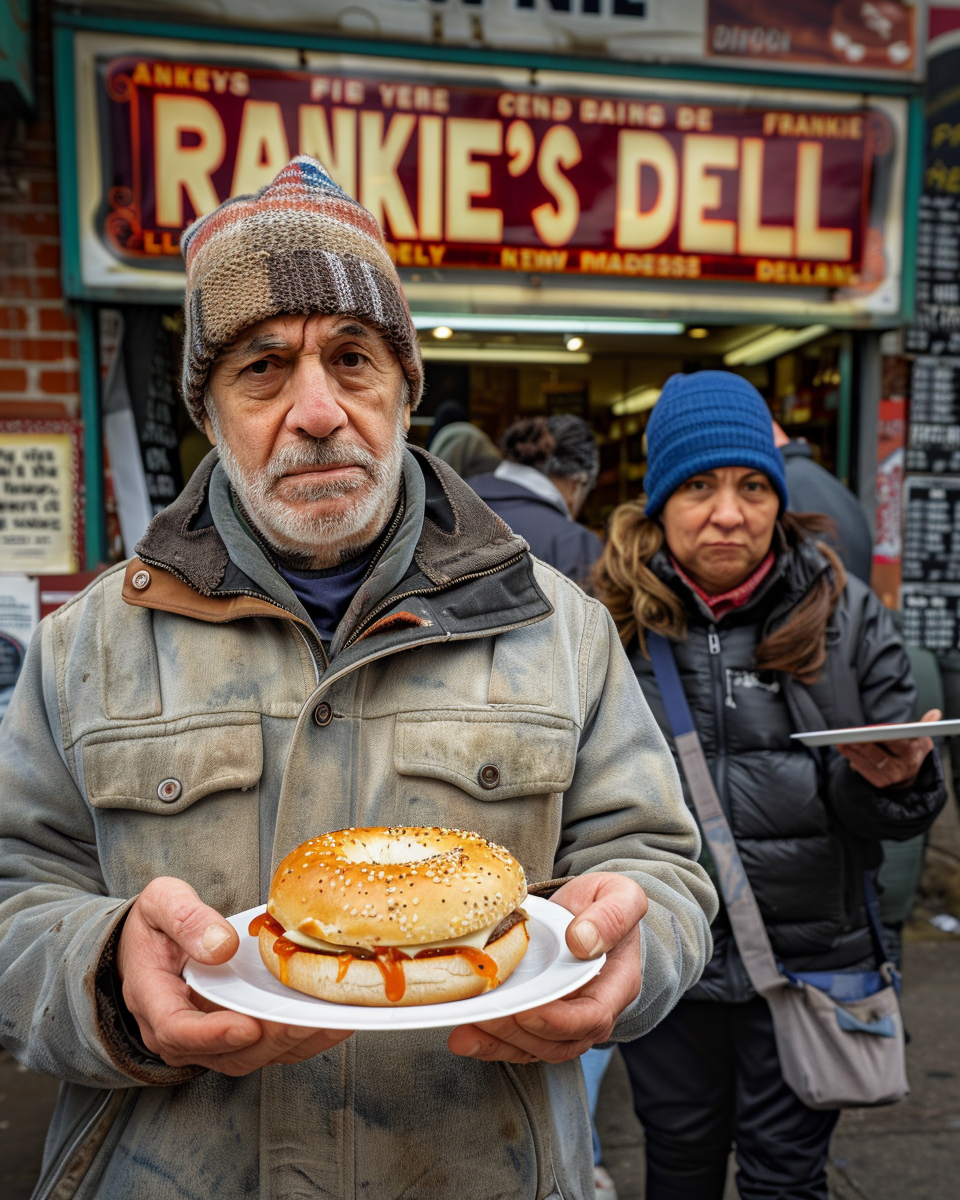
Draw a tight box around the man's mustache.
[263,438,379,486]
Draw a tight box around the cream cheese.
[285,919,501,955]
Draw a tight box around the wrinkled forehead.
[213,312,396,366]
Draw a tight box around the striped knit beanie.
[643,371,788,517]
[180,156,423,428]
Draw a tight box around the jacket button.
[478,764,500,789]
[157,778,182,803]
[132,569,151,590]
[314,702,333,727]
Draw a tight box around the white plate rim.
[790,718,960,747]
[183,894,605,1030]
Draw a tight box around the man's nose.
[283,360,348,440]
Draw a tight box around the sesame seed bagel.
[267,826,528,950]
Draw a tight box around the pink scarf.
[670,550,776,621]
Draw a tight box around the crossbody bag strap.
[647,632,785,996]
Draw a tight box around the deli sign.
[97,54,882,288]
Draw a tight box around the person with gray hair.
[469,414,603,585]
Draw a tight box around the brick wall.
[0,1,78,419]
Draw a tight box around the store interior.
[96,307,851,560]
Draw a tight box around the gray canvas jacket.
[0,447,715,1200]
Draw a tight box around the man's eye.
[339,352,366,368]
[248,360,272,375]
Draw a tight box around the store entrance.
[413,325,852,538]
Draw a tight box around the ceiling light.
[565,336,584,352]
[612,387,661,416]
[723,325,830,366]
[431,325,454,340]
[687,327,710,339]
[420,347,592,365]
[412,314,684,336]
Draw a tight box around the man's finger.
[550,874,647,960]
[137,972,262,1059]
[135,876,239,965]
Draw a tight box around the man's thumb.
[136,876,239,964]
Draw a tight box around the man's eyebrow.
[333,322,375,339]
[224,333,291,359]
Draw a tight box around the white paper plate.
[183,895,605,1031]
[791,718,960,747]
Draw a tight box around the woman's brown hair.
[590,502,847,685]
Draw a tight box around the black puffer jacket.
[630,530,946,1003]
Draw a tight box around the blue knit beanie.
[643,371,788,517]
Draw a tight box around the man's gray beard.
[209,407,406,568]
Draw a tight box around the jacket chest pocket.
[81,712,263,913]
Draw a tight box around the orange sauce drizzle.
[248,912,284,939]
[271,934,302,986]
[373,946,411,1002]
[336,953,355,983]
[415,945,499,985]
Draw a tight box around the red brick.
[0,211,60,236]
[27,179,58,207]
[2,275,63,300]
[39,369,79,395]
[32,243,61,271]
[0,336,75,362]
[38,307,76,333]
[0,368,28,392]
[0,308,29,331]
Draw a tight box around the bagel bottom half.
[259,918,529,1007]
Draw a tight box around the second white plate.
[183,894,605,1031]
[791,718,960,747]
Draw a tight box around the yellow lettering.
[738,138,792,258]
[445,118,503,243]
[615,132,678,250]
[418,116,444,241]
[153,94,225,227]
[680,135,738,255]
[298,106,357,197]
[231,101,291,196]
[532,125,582,248]
[795,141,851,261]
[360,112,418,240]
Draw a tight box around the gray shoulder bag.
[647,632,908,1110]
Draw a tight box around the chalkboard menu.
[902,477,960,583]
[901,584,960,652]
[906,357,960,473]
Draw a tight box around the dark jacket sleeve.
[826,583,947,841]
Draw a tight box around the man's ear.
[202,413,217,446]
[401,403,412,433]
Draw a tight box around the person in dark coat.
[469,414,602,586]
[591,371,947,1200]
[773,420,874,583]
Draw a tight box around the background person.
[469,414,603,586]
[426,398,502,478]
[0,159,717,1200]
[591,370,946,1200]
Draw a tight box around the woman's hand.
[837,708,940,790]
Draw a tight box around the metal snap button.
[478,763,500,790]
[313,702,333,727]
[132,569,151,590]
[157,778,182,803]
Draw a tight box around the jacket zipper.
[32,1089,115,1200]
[707,624,728,809]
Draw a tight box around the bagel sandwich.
[250,826,530,1006]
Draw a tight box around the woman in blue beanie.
[592,371,946,1200]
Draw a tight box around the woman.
[469,414,602,586]
[592,371,946,1200]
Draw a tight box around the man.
[0,158,715,1200]
[772,420,873,583]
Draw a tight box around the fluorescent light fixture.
[412,314,684,336]
[432,325,454,340]
[723,324,830,366]
[612,387,661,416]
[565,335,585,351]
[420,346,592,365]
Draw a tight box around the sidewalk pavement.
[2,938,959,1199]
[595,935,960,1200]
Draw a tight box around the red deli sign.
[97,56,880,287]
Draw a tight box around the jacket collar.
[125,445,550,649]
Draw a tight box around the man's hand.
[447,872,647,1065]
[837,708,940,791]
[116,877,352,1076]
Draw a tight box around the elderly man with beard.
[0,158,715,1200]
